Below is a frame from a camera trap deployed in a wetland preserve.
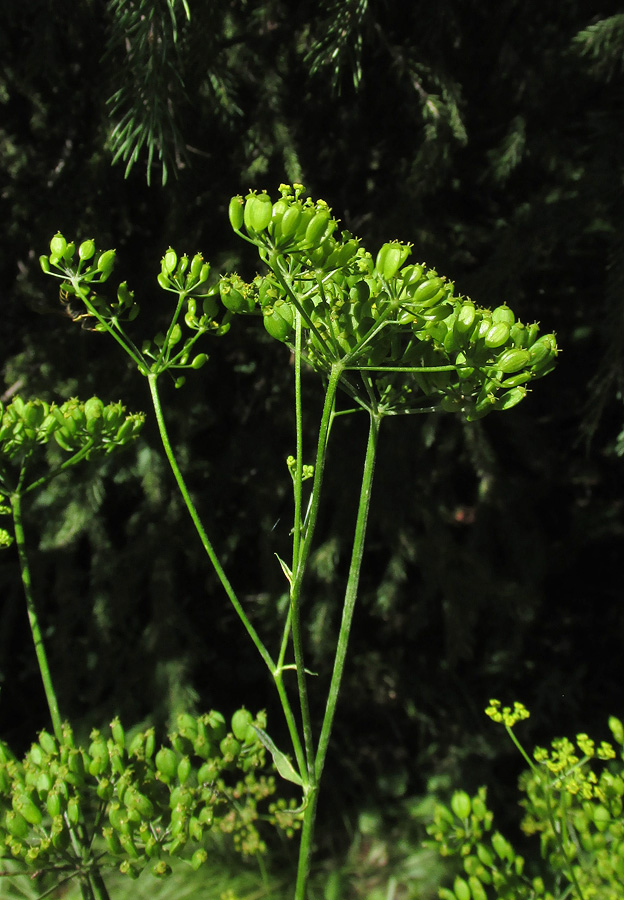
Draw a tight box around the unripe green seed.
[491,831,512,860]
[153,860,173,877]
[198,805,214,826]
[500,371,532,388]
[191,354,208,370]
[451,790,472,819]
[484,321,511,348]
[78,239,96,261]
[455,302,476,335]
[85,396,104,422]
[125,789,155,819]
[280,204,302,239]
[50,233,67,258]
[35,772,52,797]
[468,876,487,900]
[198,760,218,783]
[528,334,557,365]
[264,302,294,341]
[97,779,113,801]
[492,305,515,326]
[163,248,178,276]
[400,264,424,286]
[229,195,244,231]
[67,796,81,825]
[29,744,44,766]
[39,731,58,756]
[496,386,527,410]
[375,242,411,280]
[244,192,273,233]
[15,794,43,827]
[189,253,203,280]
[495,348,531,374]
[177,713,199,739]
[5,810,30,839]
[271,197,289,223]
[207,711,227,742]
[220,735,241,759]
[168,323,182,347]
[526,322,540,346]
[443,326,461,354]
[305,210,331,247]
[191,848,208,870]
[96,249,116,278]
[46,790,62,818]
[117,281,134,307]
[220,282,253,314]
[411,276,445,306]
[110,717,125,749]
[103,826,124,856]
[294,207,315,240]
[39,255,51,273]
[62,241,76,261]
[155,747,178,782]
[609,716,624,745]
[189,815,203,841]
[441,394,463,412]
[177,756,192,785]
[231,708,254,741]
[453,876,471,900]
[471,795,488,819]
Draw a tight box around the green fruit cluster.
[41,235,139,331]
[41,236,234,382]
[0,396,144,470]
[0,709,283,879]
[427,713,624,900]
[227,185,558,418]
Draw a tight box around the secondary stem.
[148,373,274,670]
[147,373,306,773]
[10,484,64,743]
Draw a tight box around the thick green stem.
[10,486,63,742]
[295,786,321,900]
[315,411,380,781]
[288,364,344,783]
[294,410,381,900]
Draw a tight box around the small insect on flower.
[59,286,99,331]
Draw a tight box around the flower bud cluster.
[227,185,558,418]
[0,709,286,879]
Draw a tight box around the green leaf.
[251,726,303,787]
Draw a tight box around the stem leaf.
[252,726,303,787]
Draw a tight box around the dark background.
[1,0,623,875]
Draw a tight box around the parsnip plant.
[2,184,557,899]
